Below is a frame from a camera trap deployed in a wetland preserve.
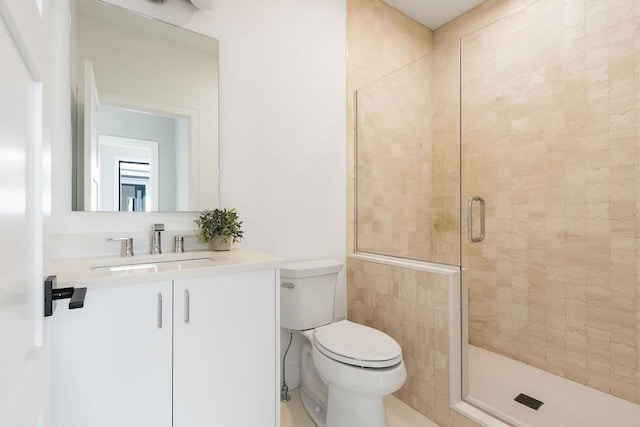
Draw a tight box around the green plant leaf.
[194,208,244,243]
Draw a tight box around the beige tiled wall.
[356,57,434,259]
[355,42,461,265]
[347,1,479,424]
[349,0,640,422]
[456,0,640,404]
[347,0,432,254]
[348,259,480,427]
[347,0,470,424]
[430,42,462,264]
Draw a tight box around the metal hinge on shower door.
[467,196,485,243]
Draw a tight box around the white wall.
[52,0,347,288]
[51,0,347,385]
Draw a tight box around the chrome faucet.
[151,223,164,254]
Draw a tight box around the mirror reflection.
[71,0,219,212]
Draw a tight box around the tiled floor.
[281,388,439,427]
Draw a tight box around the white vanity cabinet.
[52,280,173,427]
[51,256,280,427]
[173,269,277,426]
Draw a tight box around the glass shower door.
[461,0,640,424]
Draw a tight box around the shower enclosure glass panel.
[461,0,640,423]
[355,42,461,265]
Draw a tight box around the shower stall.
[354,0,640,425]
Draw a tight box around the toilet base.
[298,329,404,427]
[326,385,389,427]
[300,386,327,427]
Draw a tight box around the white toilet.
[281,259,406,427]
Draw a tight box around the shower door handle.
[467,196,485,243]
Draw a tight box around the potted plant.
[194,208,244,251]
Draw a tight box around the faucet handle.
[174,235,197,253]
[174,235,185,253]
[108,237,134,257]
[153,223,165,232]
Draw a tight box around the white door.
[83,61,101,210]
[99,135,159,211]
[52,281,173,427]
[174,270,278,427]
[0,0,49,426]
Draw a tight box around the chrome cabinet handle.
[467,196,485,243]
[157,293,163,329]
[184,289,190,324]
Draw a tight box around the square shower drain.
[514,393,544,410]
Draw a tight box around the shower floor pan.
[467,345,640,427]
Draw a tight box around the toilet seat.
[312,320,402,368]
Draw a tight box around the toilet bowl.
[280,260,406,427]
[311,320,406,427]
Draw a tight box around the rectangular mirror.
[71,0,219,212]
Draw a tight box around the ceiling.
[383,0,486,30]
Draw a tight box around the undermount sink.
[90,251,226,273]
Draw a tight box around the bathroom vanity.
[50,249,282,427]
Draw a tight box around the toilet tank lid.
[281,259,343,278]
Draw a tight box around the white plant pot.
[209,235,232,251]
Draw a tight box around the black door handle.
[68,287,87,309]
[44,275,87,317]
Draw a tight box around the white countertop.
[52,248,284,288]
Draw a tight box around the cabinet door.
[174,269,277,427]
[52,281,173,427]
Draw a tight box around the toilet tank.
[280,259,343,331]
